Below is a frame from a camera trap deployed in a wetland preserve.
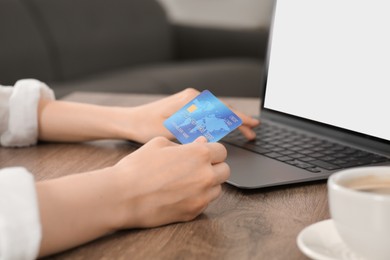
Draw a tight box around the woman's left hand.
[119,88,260,143]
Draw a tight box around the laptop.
[223,0,390,189]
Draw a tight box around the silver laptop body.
[225,0,390,189]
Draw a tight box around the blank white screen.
[264,0,390,141]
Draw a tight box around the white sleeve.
[0,79,55,147]
[0,168,41,260]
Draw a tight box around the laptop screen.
[263,0,390,142]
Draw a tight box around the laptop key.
[289,153,305,159]
[370,155,389,163]
[333,159,348,165]
[272,147,285,152]
[299,150,313,155]
[322,150,336,155]
[279,143,294,148]
[338,162,362,168]
[355,151,370,158]
[320,156,336,162]
[286,160,314,169]
[263,144,277,149]
[333,153,348,158]
[290,147,304,152]
[310,160,341,170]
[264,152,283,159]
[279,150,295,156]
[312,147,325,152]
[300,157,316,162]
[276,156,293,162]
[306,167,323,173]
[310,153,325,158]
[343,148,358,154]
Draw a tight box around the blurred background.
[158,0,274,29]
[0,0,274,98]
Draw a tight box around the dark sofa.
[0,0,268,98]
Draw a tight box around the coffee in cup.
[328,166,390,260]
[340,175,390,194]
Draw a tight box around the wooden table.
[0,92,329,259]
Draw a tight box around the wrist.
[94,166,134,231]
[108,107,139,141]
[108,162,146,229]
[38,101,139,142]
[36,166,129,256]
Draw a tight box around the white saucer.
[297,219,365,260]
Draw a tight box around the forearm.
[37,99,137,142]
[36,167,125,257]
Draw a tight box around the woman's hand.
[36,136,229,256]
[119,88,260,143]
[112,136,230,228]
[38,88,259,143]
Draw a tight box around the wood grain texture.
[0,92,330,259]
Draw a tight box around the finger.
[211,162,230,185]
[173,88,200,106]
[208,185,223,202]
[238,125,257,140]
[149,136,179,148]
[230,110,259,140]
[179,88,200,100]
[154,88,200,112]
[164,132,176,140]
[198,185,224,214]
[234,109,260,127]
[206,142,228,164]
[221,101,260,128]
[194,136,208,143]
[154,125,175,140]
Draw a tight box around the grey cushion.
[0,0,53,84]
[29,0,173,81]
[52,59,264,98]
[174,25,268,61]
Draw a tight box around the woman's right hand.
[36,136,229,257]
[111,136,230,229]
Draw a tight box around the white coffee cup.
[328,166,390,260]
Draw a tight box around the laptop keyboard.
[223,122,389,173]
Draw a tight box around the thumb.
[194,136,208,143]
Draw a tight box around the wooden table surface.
[0,92,330,259]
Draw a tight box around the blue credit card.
[164,90,243,144]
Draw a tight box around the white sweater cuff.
[0,167,41,260]
[0,79,55,147]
